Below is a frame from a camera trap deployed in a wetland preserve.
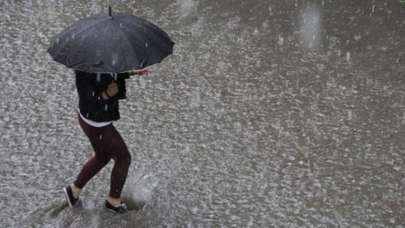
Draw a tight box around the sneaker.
[63,186,79,208]
[105,200,128,214]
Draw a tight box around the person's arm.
[128,68,149,76]
[112,69,149,100]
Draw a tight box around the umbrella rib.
[115,19,148,44]
[118,21,160,65]
[117,15,172,46]
[112,20,143,69]
[52,17,111,56]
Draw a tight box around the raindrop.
[112,53,118,66]
[139,59,146,68]
[92,91,95,96]
[99,134,103,140]
[190,90,200,108]
[105,104,109,111]
[72,34,76,39]
[277,35,284,46]
[145,42,149,48]
[96,73,101,82]
[299,4,321,49]
[346,52,351,62]
[372,5,376,13]
[86,113,90,118]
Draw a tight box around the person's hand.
[131,68,149,76]
[102,81,118,99]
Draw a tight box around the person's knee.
[95,154,110,165]
[123,151,131,167]
[113,147,131,167]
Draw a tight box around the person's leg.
[73,155,110,189]
[102,125,131,204]
[72,115,112,193]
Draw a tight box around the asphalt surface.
[1,0,405,227]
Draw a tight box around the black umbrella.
[48,6,174,73]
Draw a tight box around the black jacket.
[75,70,129,122]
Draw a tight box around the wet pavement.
[1,0,405,227]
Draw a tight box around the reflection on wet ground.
[1,0,405,227]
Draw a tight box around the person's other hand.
[131,68,149,76]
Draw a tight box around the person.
[63,68,148,214]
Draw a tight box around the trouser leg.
[74,115,112,189]
[105,126,131,199]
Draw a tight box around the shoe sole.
[105,208,128,214]
[105,205,125,214]
[63,187,74,208]
[105,202,128,214]
[105,207,119,214]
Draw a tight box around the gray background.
[0,0,404,227]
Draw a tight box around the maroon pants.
[74,114,131,198]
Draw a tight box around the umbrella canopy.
[48,7,174,73]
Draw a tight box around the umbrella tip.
[109,5,112,17]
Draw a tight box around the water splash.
[346,51,351,62]
[299,3,322,49]
[112,53,119,66]
[176,0,197,18]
